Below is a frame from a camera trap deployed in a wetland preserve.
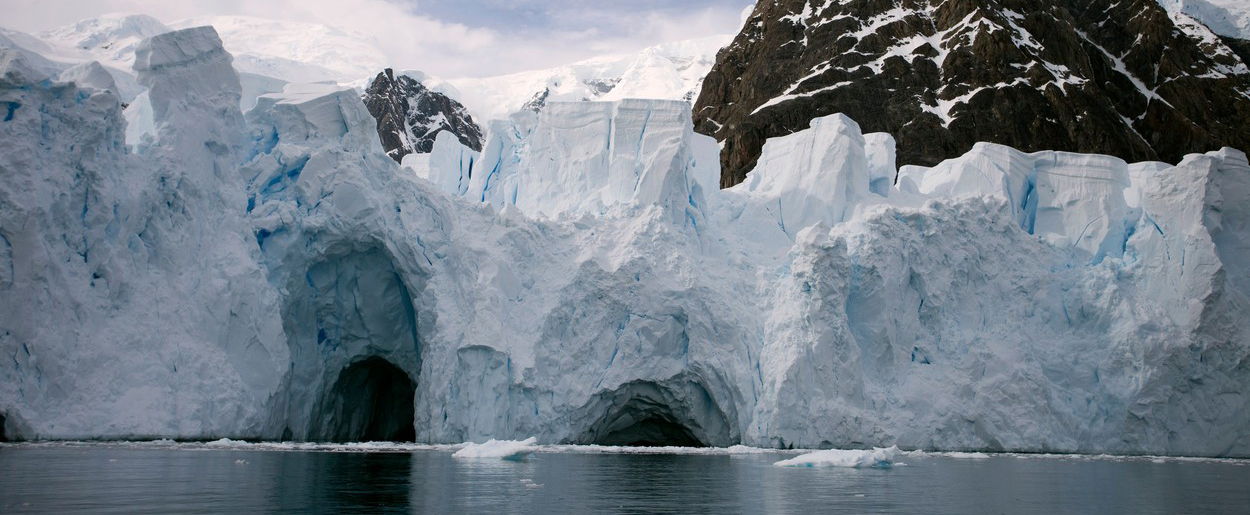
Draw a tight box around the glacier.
[442,35,731,123]
[1,26,1248,457]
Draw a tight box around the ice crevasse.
[1,26,1248,457]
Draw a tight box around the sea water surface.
[1,441,1248,514]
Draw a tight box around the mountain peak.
[363,68,484,163]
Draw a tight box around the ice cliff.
[1,27,1248,457]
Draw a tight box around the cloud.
[0,0,750,77]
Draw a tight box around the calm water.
[1,443,1248,514]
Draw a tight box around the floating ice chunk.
[726,444,772,454]
[904,450,993,459]
[773,446,899,468]
[939,451,991,460]
[205,438,250,447]
[452,437,539,461]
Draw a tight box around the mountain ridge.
[694,0,1250,187]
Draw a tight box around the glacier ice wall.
[0,27,288,439]
[459,99,716,221]
[1,27,1248,456]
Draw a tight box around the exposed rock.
[695,0,1250,187]
[521,87,550,114]
[363,68,483,162]
[1223,36,1250,63]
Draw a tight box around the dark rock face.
[694,0,1250,188]
[363,69,484,163]
[1223,36,1250,64]
[521,87,550,114]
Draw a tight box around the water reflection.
[1,446,1248,514]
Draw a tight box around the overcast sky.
[2,0,752,77]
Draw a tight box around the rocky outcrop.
[1223,36,1250,63]
[363,68,483,162]
[694,0,1250,187]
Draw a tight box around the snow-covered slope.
[1160,0,1250,39]
[168,15,386,83]
[33,13,384,85]
[0,23,145,103]
[444,35,730,123]
[39,13,170,70]
[2,26,1249,458]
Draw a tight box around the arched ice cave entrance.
[578,380,735,447]
[320,357,417,442]
[281,245,424,443]
[591,397,705,447]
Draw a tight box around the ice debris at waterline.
[774,446,900,469]
[452,438,540,461]
[1,26,1249,457]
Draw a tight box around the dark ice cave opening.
[0,413,7,442]
[322,357,416,442]
[590,397,707,447]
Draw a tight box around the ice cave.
[282,247,424,442]
[315,357,416,443]
[576,380,733,447]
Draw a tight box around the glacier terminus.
[1,24,1249,459]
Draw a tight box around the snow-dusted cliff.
[1,26,1248,457]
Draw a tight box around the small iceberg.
[204,438,250,448]
[725,444,772,454]
[773,446,899,468]
[452,437,539,461]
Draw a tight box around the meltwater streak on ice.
[1,26,1249,458]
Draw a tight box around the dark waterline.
[1,445,1248,514]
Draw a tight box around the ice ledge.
[133,26,228,72]
[0,48,48,86]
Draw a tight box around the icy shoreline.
[2,440,1248,467]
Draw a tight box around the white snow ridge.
[1,26,1249,458]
